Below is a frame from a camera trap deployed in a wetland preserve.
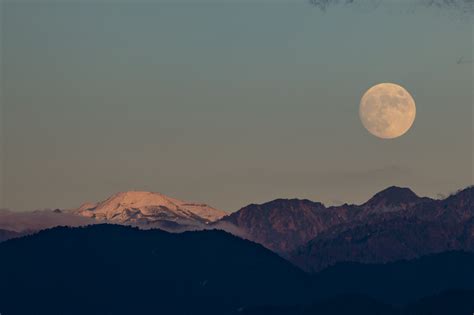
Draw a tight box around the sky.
[0,0,472,212]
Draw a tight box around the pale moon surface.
[359,83,416,139]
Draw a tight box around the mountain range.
[290,186,473,271]
[1,186,472,273]
[219,186,437,254]
[220,186,473,270]
[1,224,473,315]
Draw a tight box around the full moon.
[359,83,416,139]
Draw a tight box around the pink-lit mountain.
[218,186,474,271]
[219,186,437,253]
[73,191,227,228]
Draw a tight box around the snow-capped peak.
[74,191,226,226]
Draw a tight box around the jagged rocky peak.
[364,186,421,207]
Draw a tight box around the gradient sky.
[1,0,472,212]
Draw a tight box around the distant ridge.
[218,186,434,253]
[290,186,474,272]
[218,186,474,271]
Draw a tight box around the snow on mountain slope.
[74,191,226,226]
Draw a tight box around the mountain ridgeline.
[1,224,473,315]
[219,186,474,271]
[219,186,435,253]
[1,186,472,273]
[0,224,306,315]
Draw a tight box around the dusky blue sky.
[1,0,472,212]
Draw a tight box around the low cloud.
[0,209,97,233]
[208,221,252,241]
[0,208,251,241]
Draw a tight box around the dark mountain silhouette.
[239,290,474,315]
[403,289,474,315]
[239,295,399,315]
[310,250,474,304]
[241,252,474,314]
[0,224,307,315]
[291,186,474,271]
[1,225,473,315]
